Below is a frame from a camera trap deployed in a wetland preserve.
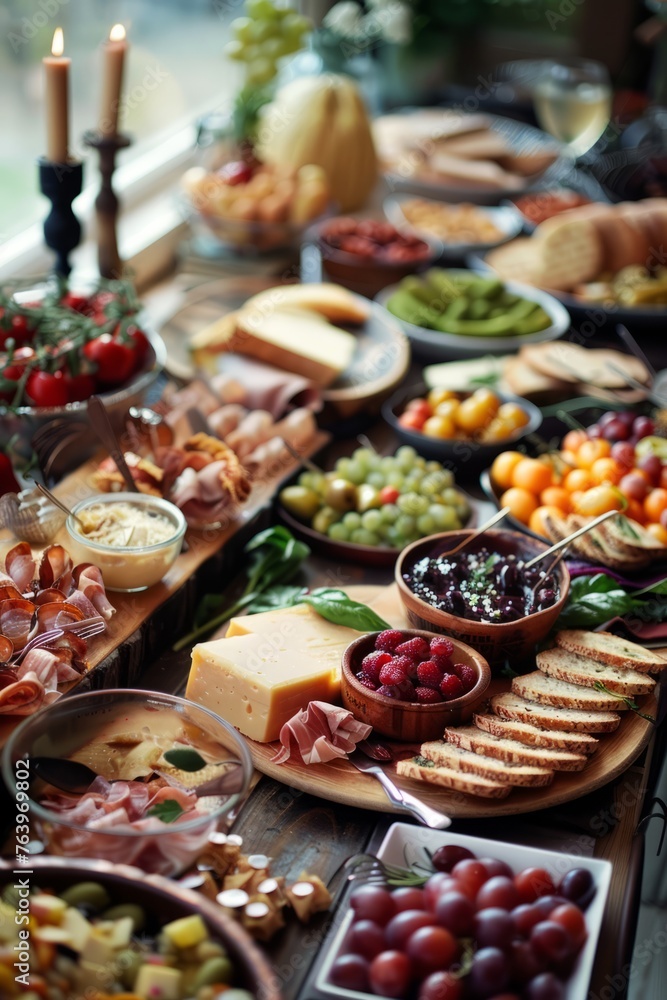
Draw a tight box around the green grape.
[335,457,354,479]
[380,455,397,472]
[396,445,417,462]
[343,460,367,485]
[386,471,405,489]
[414,457,427,470]
[246,57,276,85]
[351,528,379,546]
[245,0,279,18]
[282,12,311,38]
[241,43,261,63]
[396,514,416,536]
[453,508,466,527]
[250,19,277,43]
[377,521,392,540]
[232,16,254,42]
[442,487,462,506]
[353,447,376,465]
[262,36,289,60]
[456,498,471,521]
[403,473,424,493]
[328,523,349,542]
[425,460,442,473]
[416,513,436,535]
[224,40,247,60]
[380,503,400,524]
[361,509,382,532]
[366,470,385,489]
[397,493,429,516]
[342,511,362,530]
[420,471,452,494]
[431,505,460,530]
[300,471,325,493]
[385,525,402,547]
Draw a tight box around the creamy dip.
[77,501,176,548]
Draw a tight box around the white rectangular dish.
[317,822,612,1000]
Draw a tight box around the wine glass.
[533,58,612,158]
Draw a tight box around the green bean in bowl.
[376,268,570,361]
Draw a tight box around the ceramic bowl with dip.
[2,689,254,877]
[65,492,187,592]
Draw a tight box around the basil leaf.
[163,748,207,772]
[147,799,186,823]
[245,525,294,554]
[558,589,633,629]
[246,585,307,615]
[303,588,391,631]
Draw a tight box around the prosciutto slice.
[33,601,84,634]
[212,356,321,418]
[5,543,36,593]
[17,647,81,686]
[33,588,66,606]
[0,671,59,716]
[72,564,116,620]
[0,599,34,651]
[207,404,249,440]
[39,545,73,594]
[271,701,372,765]
[225,411,274,460]
[65,589,99,619]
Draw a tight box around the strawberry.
[379,661,407,686]
[375,629,405,652]
[395,636,430,662]
[416,660,445,690]
[440,674,465,700]
[356,671,378,691]
[361,650,392,682]
[415,686,443,704]
[430,636,454,659]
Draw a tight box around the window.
[0,0,240,244]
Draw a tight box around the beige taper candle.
[43,28,70,163]
[99,24,127,136]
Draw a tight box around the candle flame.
[110,23,125,42]
[51,27,64,57]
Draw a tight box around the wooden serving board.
[0,431,329,746]
[244,585,661,819]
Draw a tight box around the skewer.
[525,509,620,568]
[616,324,657,378]
[442,506,511,558]
[280,438,322,474]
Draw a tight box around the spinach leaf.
[557,588,634,629]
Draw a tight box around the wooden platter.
[243,585,661,819]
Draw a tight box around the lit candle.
[43,27,70,163]
[99,23,127,136]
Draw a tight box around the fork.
[347,751,451,829]
[14,617,106,665]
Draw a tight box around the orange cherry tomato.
[499,487,539,524]
[529,505,564,538]
[646,523,667,546]
[490,451,524,491]
[511,458,553,495]
[560,449,579,469]
[399,411,427,431]
[563,429,588,452]
[574,485,625,517]
[576,439,611,469]
[645,488,667,523]
[405,399,432,420]
[590,457,623,485]
[563,468,594,493]
[625,498,647,525]
[540,486,572,512]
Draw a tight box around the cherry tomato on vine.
[25,369,68,408]
[60,291,92,313]
[83,334,135,385]
[64,372,96,402]
[126,325,150,369]
[9,314,35,347]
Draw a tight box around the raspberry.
[395,679,417,702]
[416,659,445,689]
[375,629,405,652]
[456,664,477,692]
[440,673,465,700]
[415,686,443,704]
[430,636,454,659]
[360,650,392,682]
[356,671,378,691]
[376,684,403,699]
[395,636,430,661]
[389,654,417,679]
[430,653,453,673]
[379,661,407,686]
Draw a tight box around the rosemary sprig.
[593,681,655,724]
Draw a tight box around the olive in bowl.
[341,628,491,742]
[395,529,570,670]
[311,216,443,297]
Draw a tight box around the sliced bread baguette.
[536,647,656,697]
[556,630,667,674]
[512,671,628,711]
[474,713,599,754]
[490,692,621,733]
[445,725,588,772]
[396,758,512,799]
[420,741,554,787]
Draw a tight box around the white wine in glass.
[533,59,612,157]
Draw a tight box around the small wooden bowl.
[395,529,570,671]
[341,629,491,742]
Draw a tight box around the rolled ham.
[272,701,372,765]
[5,542,36,594]
[214,355,322,418]
[39,545,73,594]
[225,410,275,460]
[0,671,59,716]
[73,564,116,621]
[206,404,249,440]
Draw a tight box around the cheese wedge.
[187,607,359,743]
[242,283,370,325]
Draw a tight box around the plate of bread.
[478,197,667,324]
[373,110,560,205]
[159,280,410,420]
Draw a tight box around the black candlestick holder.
[83,129,132,280]
[38,158,83,278]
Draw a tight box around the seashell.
[0,488,66,545]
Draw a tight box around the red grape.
[611,441,635,468]
[478,857,514,880]
[347,919,386,960]
[524,972,566,1000]
[530,920,573,963]
[476,876,520,911]
[617,410,637,428]
[424,873,458,908]
[435,891,475,935]
[468,947,510,998]
[407,925,458,975]
[385,909,436,949]
[550,903,587,950]
[638,454,662,485]
[558,867,595,909]
[369,950,412,998]
[432,844,476,872]
[532,895,568,920]
[514,867,555,903]
[350,885,396,926]
[601,418,629,441]
[619,472,648,501]
[587,423,602,438]
[451,859,489,894]
[419,970,463,1000]
[392,886,427,912]
[474,908,515,950]
[511,903,544,936]
[633,416,655,439]
[508,939,547,984]
[330,953,370,991]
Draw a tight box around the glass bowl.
[65,492,187,592]
[2,689,253,876]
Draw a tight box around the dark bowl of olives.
[395,529,570,670]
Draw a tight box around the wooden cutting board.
[244,585,661,819]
